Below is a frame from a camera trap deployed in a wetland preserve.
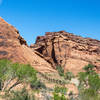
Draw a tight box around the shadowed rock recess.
[0,17,100,75]
[31,31,100,74]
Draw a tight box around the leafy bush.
[0,59,37,91]
[56,65,64,76]
[88,73,100,92]
[56,65,74,81]
[77,64,100,100]
[53,92,61,100]
[53,92,67,100]
[54,86,67,95]
[64,71,74,80]
[54,93,67,100]
[31,80,46,90]
[83,64,95,74]
[78,88,100,100]
[53,86,68,100]
[4,88,35,100]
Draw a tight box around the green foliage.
[83,64,95,74]
[60,94,67,100]
[14,63,37,83]
[56,65,74,81]
[88,74,100,91]
[54,86,67,95]
[64,71,74,80]
[53,93,66,100]
[5,88,35,100]
[56,65,64,76]
[0,59,12,91]
[53,92,61,100]
[78,88,100,100]
[31,80,46,90]
[0,59,37,91]
[0,59,11,81]
[78,72,87,84]
[77,64,100,100]
[53,86,67,100]
[78,64,96,87]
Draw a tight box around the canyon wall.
[31,31,100,74]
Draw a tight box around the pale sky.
[0,0,2,5]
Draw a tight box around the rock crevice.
[31,31,100,74]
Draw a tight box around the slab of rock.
[31,31,100,74]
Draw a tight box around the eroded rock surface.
[31,31,100,74]
[0,17,56,73]
[0,17,100,75]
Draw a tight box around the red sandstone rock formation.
[0,17,56,73]
[31,31,100,74]
[0,17,100,75]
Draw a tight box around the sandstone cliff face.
[0,17,100,75]
[31,31,100,74]
[0,17,56,73]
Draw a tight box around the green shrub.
[77,64,100,100]
[53,92,67,100]
[78,88,100,100]
[53,86,68,100]
[31,80,46,90]
[88,73,100,92]
[5,88,35,100]
[56,65,64,76]
[54,86,67,95]
[83,64,95,74]
[0,59,37,91]
[53,92,61,100]
[64,71,74,80]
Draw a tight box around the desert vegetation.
[4,88,35,100]
[0,59,45,100]
[0,59,100,100]
[56,65,74,81]
[0,59,37,92]
[77,64,100,100]
[53,86,67,100]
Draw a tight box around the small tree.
[54,86,67,95]
[0,59,37,91]
[53,86,68,100]
[4,88,35,100]
[0,59,12,91]
[56,65,64,76]
[64,71,74,80]
[78,64,100,100]
[31,80,46,90]
[83,64,95,74]
[88,73,100,92]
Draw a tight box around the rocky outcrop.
[31,31,100,74]
[0,17,56,73]
[1,17,100,75]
